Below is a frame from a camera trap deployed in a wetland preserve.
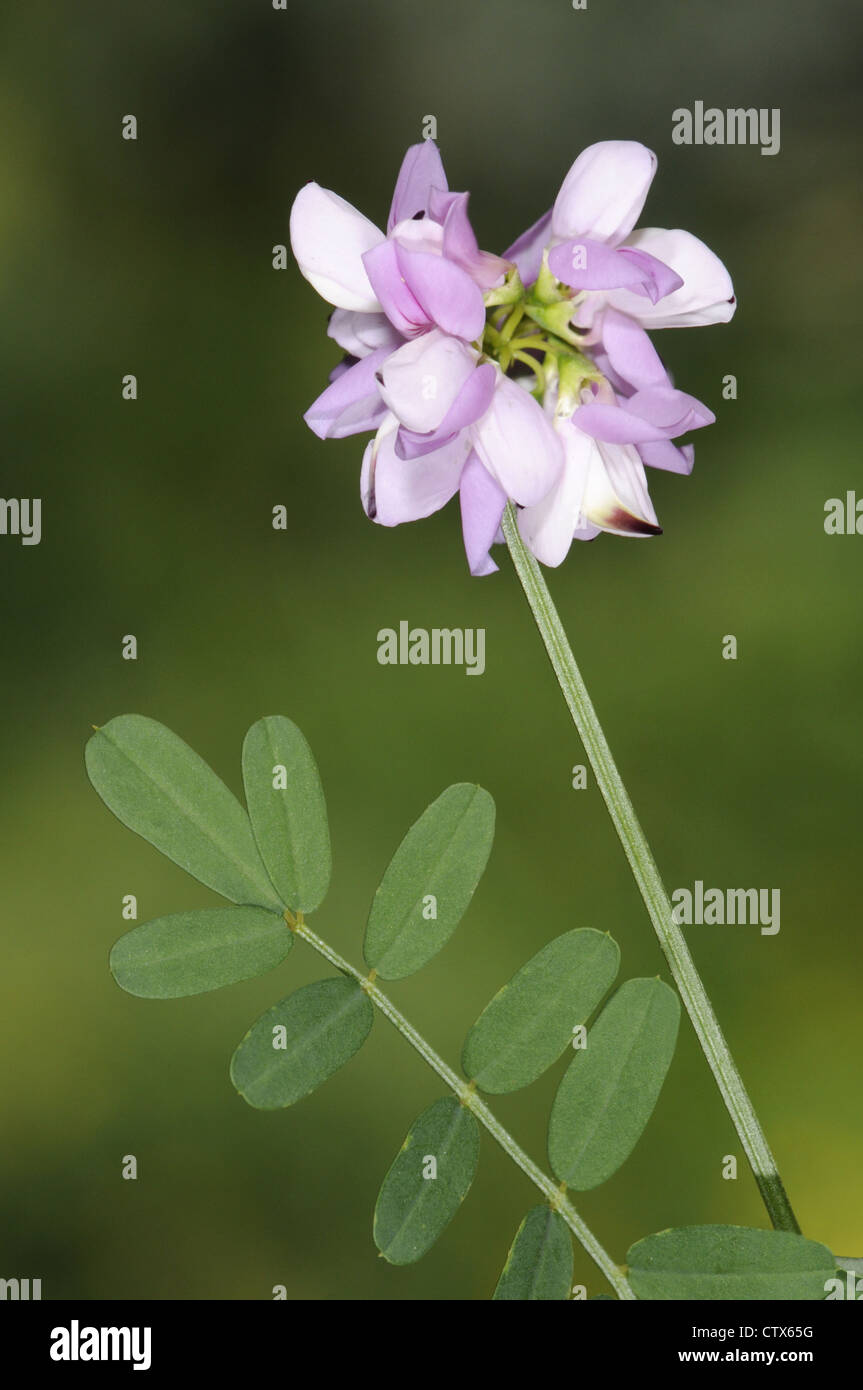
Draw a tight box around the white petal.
[328,309,402,357]
[290,183,384,311]
[390,215,445,257]
[471,372,563,506]
[378,329,477,432]
[582,439,661,536]
[518,426,595,566]
[606,228,736,328]
[551,141,657,245]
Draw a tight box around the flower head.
[291,139,735,574]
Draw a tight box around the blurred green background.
[1,0,861,1300]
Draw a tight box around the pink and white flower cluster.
[290,140,735,574]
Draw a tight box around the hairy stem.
[289,911,636,1300]
[501,503,800,1234]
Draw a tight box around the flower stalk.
[501,502,800,1235]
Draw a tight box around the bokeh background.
[1,0,861,1300]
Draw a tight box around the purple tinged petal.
[638,439,695,475]
[548,239,662,295]
[302,344,389,436]
[551,141,657,244]
[395,245,486,341]
[575,386,714,444]
[617,248,684,303]
[378,330,478,433]
[290,183,384,311]
[387,142,449,232]
[472,373,564,506]
[503,208,553,286]
[460,451,506,576]
[362,239,430,337]
[427,187,459,224]
[608,227,736,328]
[622,386,714,433]
[304,345,391,440]
[436,191,509,289]
[396,362,496,459]
[597,308,669,391]
[328,308,402,357]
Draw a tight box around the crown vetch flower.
[291,138,735,574]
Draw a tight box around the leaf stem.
[289,912,636,1300]
[501,503,800,1235]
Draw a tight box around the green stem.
[291,913,636,1300]
[501,503,800,1235]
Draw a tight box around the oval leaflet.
[110,906,291,998]
[230,976,373,1110]
[242,715,332,915]
[493,1206,574,1301]
[548,977,680,1190]
[374,1096,480,1264]
[364,783,495,980]
[463,928,620,1093]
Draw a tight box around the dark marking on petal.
[607,508,662,536]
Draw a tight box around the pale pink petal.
[327,309,402,357]
[290,183,384,311]
[370,422,470,526]
[551,142,657,245]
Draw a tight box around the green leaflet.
[242,716,331,915]
[627,1226,837,1301]
[374,1096,480,1265]
[548,977,680,1190]
[462,929,620,1093]
[363,784,495,980]
[86,715,282,910]
[109,907,291,998]
[493,1206,573,1301]
[230,976,373,1109]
